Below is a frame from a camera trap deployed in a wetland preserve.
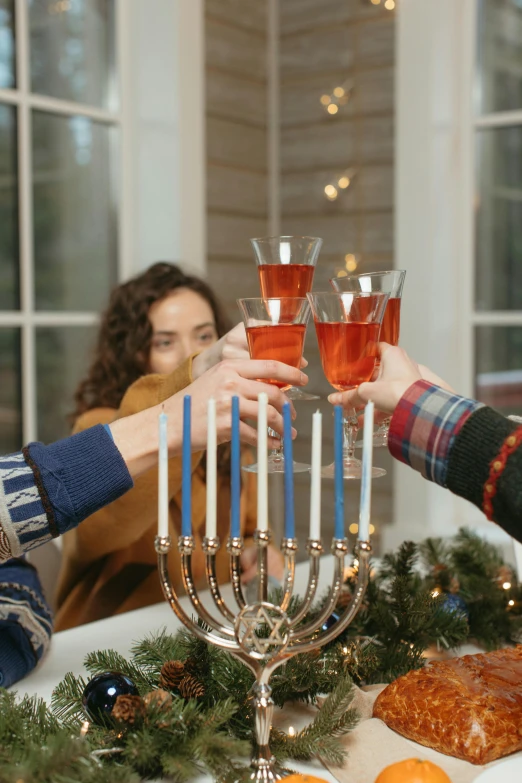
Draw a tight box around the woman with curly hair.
[54,263,285,629]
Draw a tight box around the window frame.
[0,0,132,443]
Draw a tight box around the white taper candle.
[257,393,268,531]
[358,400,374,541]
[158,410,169,539]
[309,409,322,540]
[206,397,217,539]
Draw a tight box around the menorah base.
[249,752,291,782]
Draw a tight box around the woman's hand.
[239,544,285,584]
[192,323,249,378]
[163,358,308,453]
[327,343,453,415]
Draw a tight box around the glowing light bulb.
[338,176,350,189]
[431,589,440,598]
[324,184,338,200]
[349,523,358,534]
[320,94,331,106]
[371,0,381,4]
[288,726,296,737]
[503,581,512,590]
[342,646,349,654]
[509,600,515,607]
[384,0,395,8]
[369,524,375,534]
[327,103,339,115]
[346,259,358,272]
[336,269,347,278]
[333,86,345,98]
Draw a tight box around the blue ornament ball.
[321,611,341,632]
[82,671,139,725]
[441,593,469,620]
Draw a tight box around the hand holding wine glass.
[237,296,311,473]
[307,290,389,479]
[328,343,454,415]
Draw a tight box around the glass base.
[285,386,320,402]
[355,431,389,449]
[243,458,310,474]
[318,458,387,480]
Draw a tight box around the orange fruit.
[283,776,329,783]
[375,758,452,783]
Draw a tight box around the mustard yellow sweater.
[54,358,257,630]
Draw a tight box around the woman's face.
[148,288,218,374]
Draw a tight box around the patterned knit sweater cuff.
[26,424,133,539]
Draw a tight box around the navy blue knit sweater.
[0,425,132,688]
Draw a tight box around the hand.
[164,359,309,453]
[192,323,249,379]
[240,544,285,584]
[328,344,432,415]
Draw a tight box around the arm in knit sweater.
[0,425,133,687]
[388,380,522,541]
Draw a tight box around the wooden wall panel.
[281,121,356,170]
[207,70,267,126]
[207,164,267,216]
[206,0,267,31]
[206,18,266,81]
[280,26,355,79]
[207,117,267,171]
[208,214,267,259]
[281,164,393,214]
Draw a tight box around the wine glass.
[251,235,322,401]
[306,291,389,480]
[237,296,311,474]
[330,270,406,447]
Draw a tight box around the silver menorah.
[154,528,371,781]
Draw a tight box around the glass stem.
[342,410,358,463]
[376,416,391,434]
[268,427,283,462]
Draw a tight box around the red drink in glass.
[246,323,306,388]
[258,264,315,298]
[314,321,380,391]
[380,297,401,346]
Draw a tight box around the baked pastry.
[373,645,522,764]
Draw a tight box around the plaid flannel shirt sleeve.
[388,380,485,487]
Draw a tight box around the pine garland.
[3,527,521,782]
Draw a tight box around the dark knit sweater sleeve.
[389,381,522,541]
[0,558,52,688]
[0,425,133,561]
[446,406,522,541]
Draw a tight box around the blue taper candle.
[283,401,295,539]
[230,395,241,538]
[181,395,192,537]
[334,405,344,539]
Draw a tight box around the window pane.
[475,126,522,311]
[29,0,116,110]
[475,326,522,415]
[36,326,96,443]
[32,111,118,311]
[0,103,18,310]
[477,0,522,114]
[0,328,21,452]
[0,0,15,89]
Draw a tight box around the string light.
[80,720,90,737]
[324,184,338,200]
[320,81,353,114]
[336,269,348,278]
[509,600,515,607]
[320,94,331,106]
[369,524,375,535]
[371,0,381,4]
[288,726,296,737]
[333,86,345,98]
[349,523,358,534]
[503,581,512,590]
[384,0,395,8]
[327,103,339,115]
[338,176,350,189]
[431,589,441,598]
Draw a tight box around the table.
[14,556,340,782]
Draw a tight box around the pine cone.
[183,656,199,675]
[111,694,145,724]
[143,689,173,712]
[159,660,185,689]
[178,673,205,700]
